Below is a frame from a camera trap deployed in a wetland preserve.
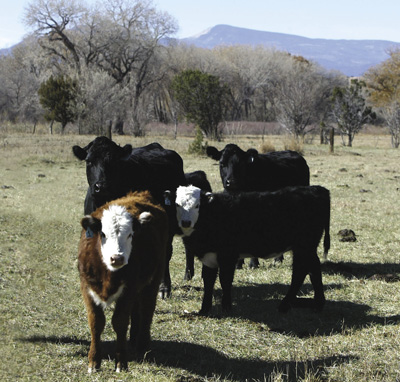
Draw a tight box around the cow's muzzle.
[181,220,192,229]
[225,179,238,190]
[94,182,105,193]
[110,255,125,267]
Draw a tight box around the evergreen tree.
[38,75,78,134]
[171,69,227,140]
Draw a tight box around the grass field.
[0,132,400,381]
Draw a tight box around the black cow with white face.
[73,137,186,298]
[168,185,330,315]
[207,144,311,268]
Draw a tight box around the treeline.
[1,0,399,147]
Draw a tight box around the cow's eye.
[195,204,200,209]
[100,232,106,239]
[128,233,133,239]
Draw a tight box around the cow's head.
[165,185,212,237]
[81,205,151,271]
[207,144,258,191]
[73,136,132,204]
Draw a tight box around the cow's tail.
[322,189,331,261]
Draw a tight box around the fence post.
[106,120,112,140]
[329,128,334,153]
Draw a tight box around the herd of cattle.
[73,136,331,372]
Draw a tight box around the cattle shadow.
[203,279,400,338]
[321,261,400,281]
[20,335,355,381]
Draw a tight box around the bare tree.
[274,57,336,140]
[381,101,400,148]
[24,0,177,135]
[331,79,375,147]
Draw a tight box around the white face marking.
[88,284,125,309]
[175,185,201,236]
[100,205,133,271]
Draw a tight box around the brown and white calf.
[78,191,168,373]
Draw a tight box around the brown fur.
[78,191,168,372]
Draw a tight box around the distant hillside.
[180,24,400,76]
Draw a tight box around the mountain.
[180,24,400,76]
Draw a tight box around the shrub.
[188,127,208,155]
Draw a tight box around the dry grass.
[0,132,400,381]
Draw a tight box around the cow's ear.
[120,144,132,160]
[72,145,87,161]
[81,215,102,234]
[206,146,222,161]
[163,190,173,206]
[246,149,258,164]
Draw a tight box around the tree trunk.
[173,111,178,140]
[347,133,353,147]
[49,120,54,135]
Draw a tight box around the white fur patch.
[139,211,152,223]
[100,205,133,271]
[88,284,125,309]
[201,252,218,269]
[175,185,201,236]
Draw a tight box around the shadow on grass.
[188,276,400,338]
[321,260,400,281]
[20,335,355,381]
[150,340,354,382]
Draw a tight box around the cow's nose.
[94,183,103,193]
[110,255,124,267]
[226,179,236,189]
[181,220,191,228]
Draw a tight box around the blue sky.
[2,0,400,49]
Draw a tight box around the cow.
[166,185,330,315]
[207,144,310,268]
[206,144,310,192]
[78,191,168,373]
[73,137,186,298]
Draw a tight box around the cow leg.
[236,258,244,269]
[308,253,326,311]
[159,238,173,298]
[249,257,260,269]
[218,258,237,312]
[199,265,218,315]
[85,300,106,373]
[279,251,308,313]
[112,302,130,372]
[274,254,284,264]
[184,242,195,280]
[131,281,159,359]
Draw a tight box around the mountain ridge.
[180,24,400,76]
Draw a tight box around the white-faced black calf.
[78,191,168,373]
[168,185,330,315]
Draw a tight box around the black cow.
[207,144,310,268]
[73,137,186,298]
[207,144,310,192]
[167,185,330,315]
